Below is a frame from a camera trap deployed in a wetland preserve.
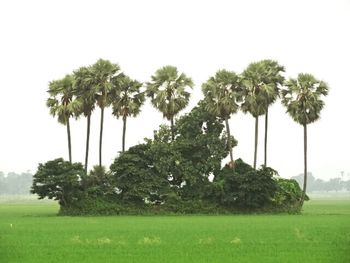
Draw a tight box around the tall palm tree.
[241,62,270,169]
[110,74,145,152]
[281,73,328,206]
[146,65,193,140]
[202,69,241,168]
[255,60,285,167]
[46,74,79,163]
[73,66,96,173]
[90,59,120,167]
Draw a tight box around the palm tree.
[146,65,193,140]
[90,59,120,167]
[202,70,241,168]
[73,66,96,173]
[256,60,285,167]
[110,74,145,152]
[46,75,79,163]
[241,62,270,169]
[281,73,329,206]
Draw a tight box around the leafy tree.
[110,74,145,152]
[241,60,284,168]
[202,69,241,168]
[90,59,121,167]
[31,158,85,206]
[110,144,171,204]
[146,65,193,140]
[73,66,96,173]
[46,75,80,163]
[110,100,231,205]
[150,101,232,199]
[281,73,329,205]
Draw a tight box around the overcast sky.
[0,0,349,179]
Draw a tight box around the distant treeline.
[0,171,33,195]
[292,173,350,192]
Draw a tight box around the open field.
[1,198,349,263]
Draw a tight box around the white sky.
[0,0,349,180]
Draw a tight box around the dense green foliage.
[214,160,279,209]
[1,200,350,263]
[31,158,85,206]
[110,144,171,205]
[32,101,304,215]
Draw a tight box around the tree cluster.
[32,102,303,214]
[37,58,329,214]
[0,171,33,195]
[292,173,350,192]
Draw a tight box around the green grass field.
[1,198,349,263]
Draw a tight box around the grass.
[1,198,350,263]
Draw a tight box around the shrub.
[272,178,306,212]
[214,159,278,210]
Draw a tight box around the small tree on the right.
[281,73,329,206]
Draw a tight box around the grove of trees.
[31,58,329,215]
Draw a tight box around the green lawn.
[1,199,349,263]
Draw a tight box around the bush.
[214,159,278,210]
[272,178,306,213]
[59,196,128,216]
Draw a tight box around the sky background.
[0,0,349,180]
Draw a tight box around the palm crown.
[111,74,145,118]
[46,74,79,124]
[73,66,96,117]
[202,69,241,119]
[146,65,193,120]
[241,60,284,117]
[281,73,329,125]
[90,59,120,109]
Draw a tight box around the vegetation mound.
[32,102,303,215]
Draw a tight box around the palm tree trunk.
[264,109,268,167]
[225,117,234,170]
[66,118,72,163]
[170,116,175,141]
[300,124,307,206]
[254,116,259,169]
[99,107,104,167]
[122,115,127,152]
[85,114,91,173]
